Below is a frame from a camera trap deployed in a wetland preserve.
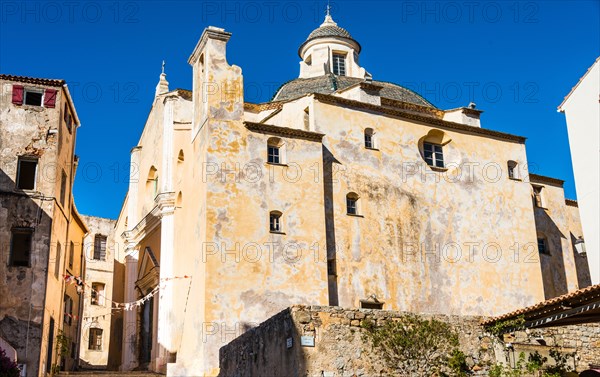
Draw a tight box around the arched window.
[267,137,285,165]
[176,191,183,208]
[507,160,518,179]
[420,129,450,169]
[269,211,283,233]
[346,192,360,215]
[364,128,376,149]
[532,185,545,208]
[146,166,158,200]
[177,150,185,163]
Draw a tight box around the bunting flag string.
[63,274,191,321]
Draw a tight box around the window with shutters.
[16,157,38,190]
[91,283,105,306]
[55,242,62,278]
[88,328,103,351]
[93,235,107,260]
[60,170,68,208]
[24,89,43,106]
[69,241,75,270]
[63,295,73,325]
[11,85,57,108]
[9,228,33,267]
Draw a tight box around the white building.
[558,57,600,284]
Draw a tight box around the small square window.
[365,134,373,149]
[24,90,43,106]
[10,228,33,267]
[424,142,444,168]
[16,158,38,190]
[360,301,383,310]
[268,146,280,164]
[537,238,549,255]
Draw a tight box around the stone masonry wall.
[219,305,600,376]
[218,305,500,376]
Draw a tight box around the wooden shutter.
[44,89,57,108]
[12,85,24,105]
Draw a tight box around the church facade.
[111,14,590,376]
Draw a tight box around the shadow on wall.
[323,146,339,306]
[570,232,592,289]
[107,258,125,371]
[0,168,52,377]
[533,208,569,300]
[218,308,306,377]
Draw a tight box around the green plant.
[362,314,461,376]
[487,316,526,336]
[448,349,468,376]
[545,348,574,374]
[56,330,71,358]
[526,351,547,373]
[0,347,21,377]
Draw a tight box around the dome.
[306,24,353,41]
[298,13,361,57]
[272,74,436,108]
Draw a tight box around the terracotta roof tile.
[482,284,600,325]
[0,74,65,87]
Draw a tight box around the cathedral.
[110,12,590,376]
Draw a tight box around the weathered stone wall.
[79,216,117,369]
[507,322,600,371]
[219,305,600,376]
[0,77,72,377]
[219,305,499,376]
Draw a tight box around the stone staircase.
[59,371,163,377]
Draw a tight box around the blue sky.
[1,1,598,219]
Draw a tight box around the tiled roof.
[482,284,600,325]
[529,173,565,187]
[245,121,324,142]
[307,25,353,40]
[313,93,526,143]
[272,74,436,108]
[0,74,65,87]
[565,198,578,207]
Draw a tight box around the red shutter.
[12,85,24,105]
[44,89,57,108]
